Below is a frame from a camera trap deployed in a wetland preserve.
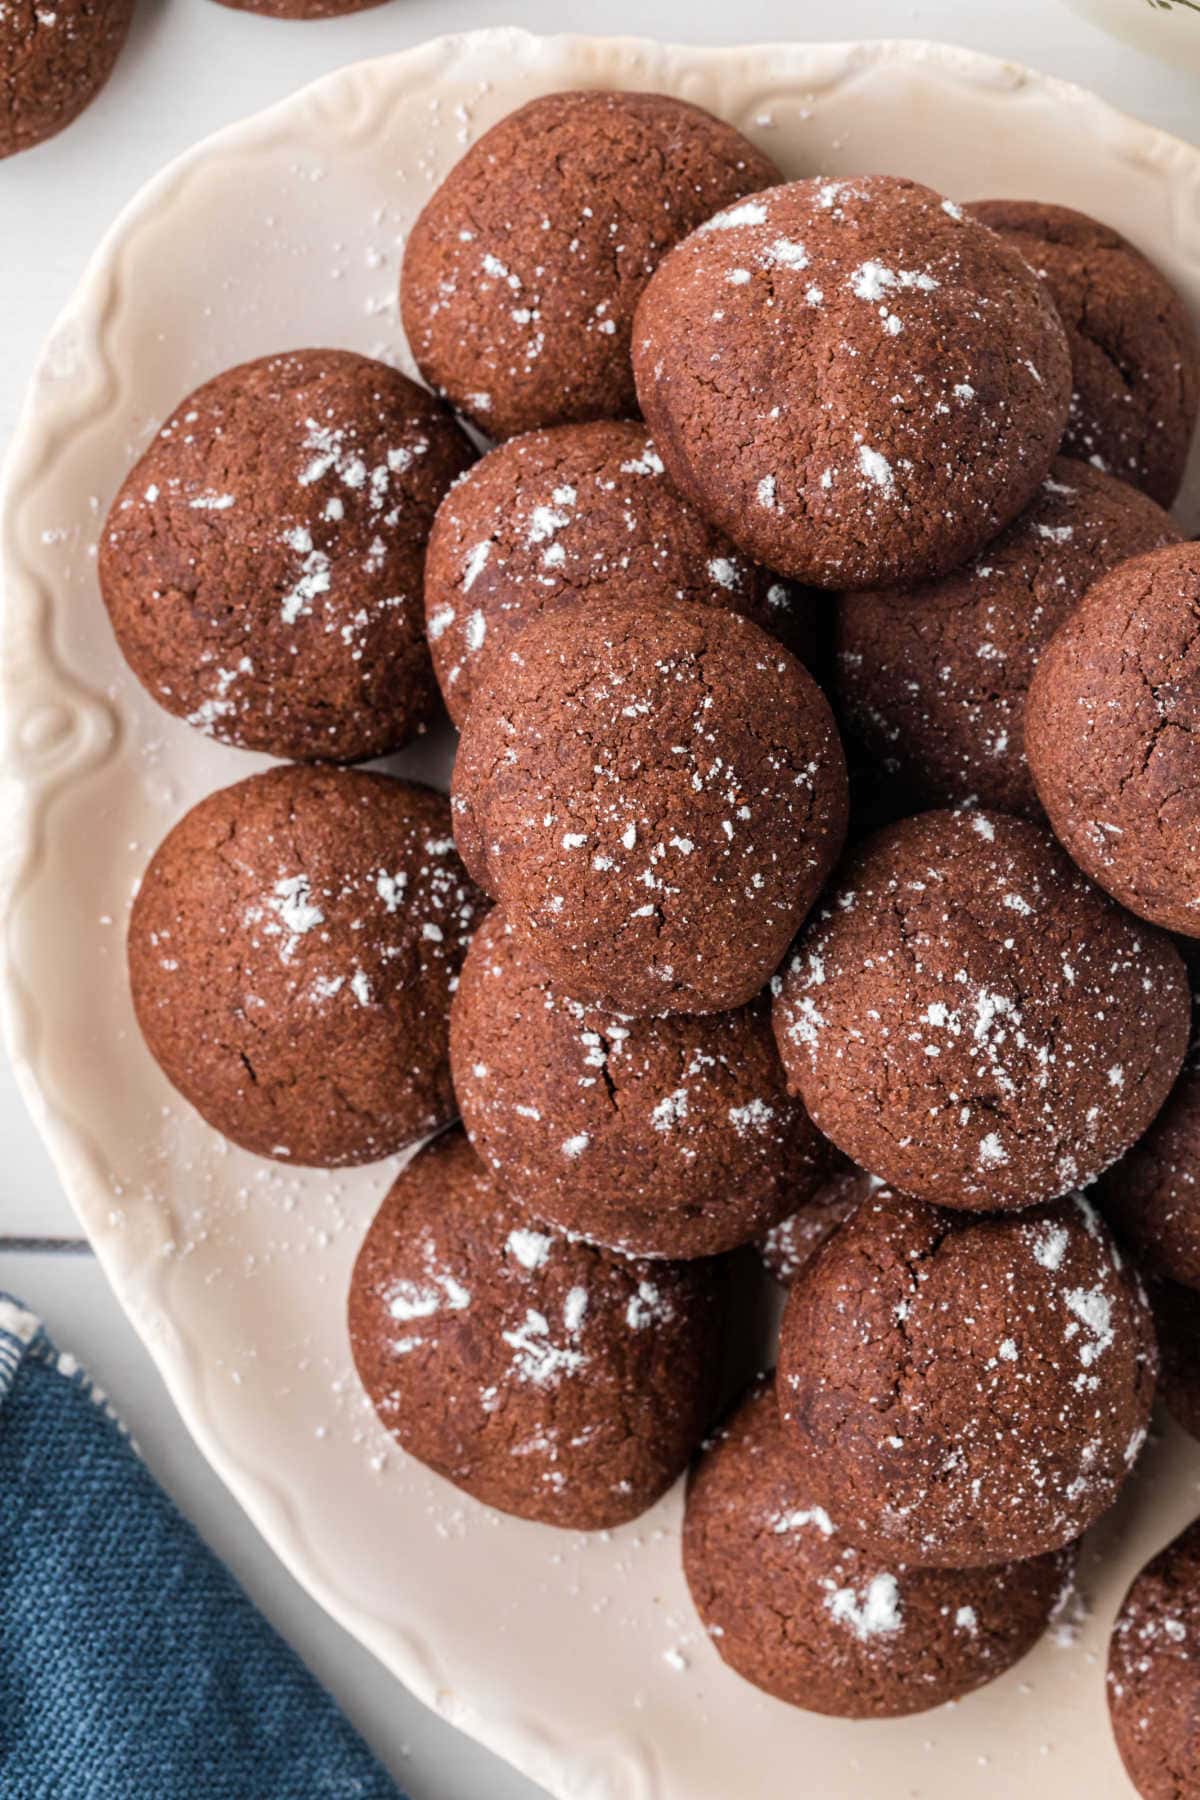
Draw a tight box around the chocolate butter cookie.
[1108,1517,1200,1800]
[633,174,1071,588]
[424,420,811,725]
[1,0,133,159]
[778,1189,1157,1567]
[452,597,848,1015]
[684,1381,1076,1717]
[400,90,780,441]
[128,765,484,1166]
[100,349,474,762]
[834,458,1179,816]
[758,1163,877,1286]
[772,808,1188,1209]
[348,1128,725,1528]
[451,908,829,1258]
[969,199,1199,508]
[1151,1279,1200,1442]
[1026,540,1200,937]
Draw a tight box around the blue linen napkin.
[0,1293,406,1800]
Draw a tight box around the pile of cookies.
[103,86,1200,1788]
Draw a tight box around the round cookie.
[424,420,813,726]
[1108,1517,1200,1799]
[834,458,1180,817]
[969,199,1200,508]
[758,1163,878,1286]
[128,765,484,1166]
[400,90,780,442]
[100,349,474,763]
[1150,1279,1200,1442]
[772,808,1189,1210]
[1026,540,1200,937]
[1097,982,1200,1288]
[777,1188,1157,1568]
[451,908,829,1258]
[1,0,133,159]
[348,1128,725,1528]
[684,1381,1076,1717]
[632,174,1072,589]
[212,0,389,15]
[451,596,848,1016]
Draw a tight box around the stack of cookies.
[103,86,1200,1783]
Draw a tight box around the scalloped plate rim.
[4,31,1200,1800]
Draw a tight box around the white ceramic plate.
[5,32,1200,1800]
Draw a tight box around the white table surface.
[1,2,1197,1794]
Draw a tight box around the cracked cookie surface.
[969,199,1199,508]
[100,349,474,762]
[451,596,849,1016]
[1,0,132,159]
[1026,540,1200,937]
[128,764,485,1166]
[632,174,1071,589]
[684,1380,1076,1716]
[450,907,830,1258]
[348,1127,726,1528]
[424,419,815,725]
[834,457,1179,817]
[1108,1517,1200,1800]
[776,1189,1156,1567]
[400,89,780,442]
[772,807,1188,1208]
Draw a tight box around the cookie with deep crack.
[128,765,485,1166]
[771,808,1188,1209]
[969,199,1199,508]
[633,174,1071,588]
[451,907,830,1258]
[401,90,780,441]
[777,1189,1157,1567]
[348,1127,726,1528]
[684,1380,1077,1716]
[451,596,849,1016]
[100,349,474,762]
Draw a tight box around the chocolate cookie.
[1097,973,1200,1289]
[212,0,388,15]
[1,0,133,159]
[834,458,1180,816]
[1108,1517,1200,1799]
[778,1189,1157,1567]
[128,765,484,1166]
[758,1163,878,1286]
[1026,540,1200,937]
[348,1128,725,1528]
[452,597,848,1015]
[100,350,474,763]
[633,174,1071,589]
[424,420,812,726]
[450,908,829,1258]
[684,1381,1076,1717]
[772,808,1188,1209]
[1150,1279,1200,1442]
[969,199,1200,508]
[400,90,780,442]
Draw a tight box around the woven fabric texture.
[0,1293,405,1800]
